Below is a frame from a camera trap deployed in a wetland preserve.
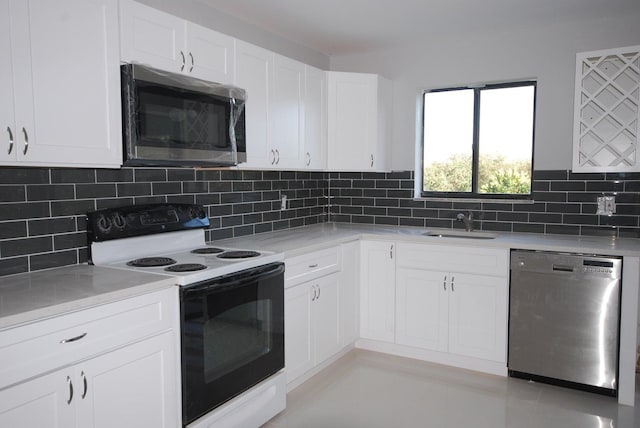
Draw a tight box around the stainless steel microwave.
[121,64,246,167]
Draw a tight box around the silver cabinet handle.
[60,332,87,344]
[451,276,455,292]
[81,371,88,399]
[66,376,74,405]
[389,244,393,259]
[317,285,321,300]
[305,152,311,166]
[308,263,318,268]
[270,149,276,165]
[22,127,28,155]
[443,275,447,291]
[180,50,186,71]
[6,126,13,154]
[370,154,374,167]
[189,52,194,72]
[275,149,280,165]
[311,285,317,301]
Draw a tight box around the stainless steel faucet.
[456,212,474,232]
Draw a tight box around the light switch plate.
[596,196,616,216]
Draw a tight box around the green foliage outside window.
[424,154,531,194]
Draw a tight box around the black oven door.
[180,262,284,426]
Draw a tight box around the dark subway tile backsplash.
[0,167,639,277]
[0,167,329,276]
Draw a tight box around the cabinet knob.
[6,126,13,155]
[22,127,28,155]
[60,332,87,344]
[81,371,88,399]
[66,376,74,405]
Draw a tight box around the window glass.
[421,81,536,199]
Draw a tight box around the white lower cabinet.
[359,241,509,371]
[339,241,359,346]
[396,268,507,362]
[359,240,396,342]
[285,272,340,383]
[0,288,179,428]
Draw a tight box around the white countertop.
[214,222,640,257]
[0,264,176,330]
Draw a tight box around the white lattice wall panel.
[573,45,640,172]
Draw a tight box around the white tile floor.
[265,350,640,428]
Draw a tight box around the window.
[420,81,536,199]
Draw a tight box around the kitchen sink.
[422,230,498,239]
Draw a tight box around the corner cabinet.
[120,0,235,85]
[0,288,180,428]
[572,45,640,172]
[327,72,392,171]
[359,240,396,342]
[0,0,122,168]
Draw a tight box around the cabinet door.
[448,273,507,362]
[270,54,304,169]
[186,22,235,84]
[284,283,314,383]
[0,0,16,163]
[572,46,640,172]
[76,332,179,428]
[235,41,273,168]
[304,65,327,169]
[360,241,396,342]
[328,72,376,171]
[340,241,359,346]
[119,0,187,74]
[10,0,122,167]
[0,369,75,428]
[395,268,448,352]
[313,273,341,363]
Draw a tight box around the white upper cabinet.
[328,72,392,171]
[573,45,640,172]
[120,0,235,84]
[236,42,307,170]
[1,0,122,168]
[304,65,328,170]
[270,54,305,169]
[235,40,273,168]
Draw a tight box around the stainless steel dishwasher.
[508,250,622,396]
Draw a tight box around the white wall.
[133,0,330,69]
[330,13,640,171]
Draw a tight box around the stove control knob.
[97,215,112,233]
[112,213,126,229]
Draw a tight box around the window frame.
[418,80,537,201]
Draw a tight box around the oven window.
[137,84,229,149]
[203,299,272,382]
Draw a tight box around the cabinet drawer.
[396,243,509,277]
[0,287,177,390]
[285,247,340,287]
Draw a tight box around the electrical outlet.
[280,195,287,210]
[596,196,616,216]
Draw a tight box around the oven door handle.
[181,262,285,297]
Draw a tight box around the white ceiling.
[196,0,640,56]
